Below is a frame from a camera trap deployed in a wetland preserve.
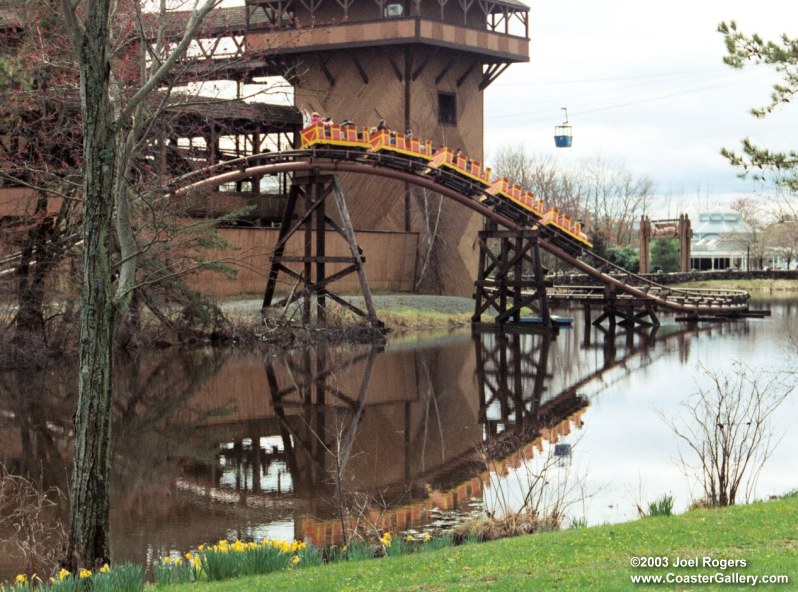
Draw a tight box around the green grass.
[378,308,472,330]
[156,495,798,592]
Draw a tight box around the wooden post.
[472,227,551,329]
[262,174,383,329]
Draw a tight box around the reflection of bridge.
[174,149,760,329]
[0,316,755,564]
[176,316,739,546]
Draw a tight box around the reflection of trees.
[110,348,232,517]
[0,358,77,489]
[0,348,233,574]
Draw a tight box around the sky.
[483,0,798,213]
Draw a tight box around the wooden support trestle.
[472,222,552,329]
[262,172,383,329]
[584,284,660,328]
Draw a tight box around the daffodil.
[14,574,27,584]
[162,556,172,565]
[291,555,300,565]
[79,568,92,579]
[58,568,71,581]
[406,535,414,542]
[100,564,111,574]
[423,533,432,542]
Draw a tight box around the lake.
[0,300,795,579]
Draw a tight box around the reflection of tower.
[244,2,529,294]
[265,346,378,499]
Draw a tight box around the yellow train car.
[427,147,492,189]
[296,123,592,252]
[300,122,371,149]
[486,177,542,217]
[540,208,592,249]
[368,130,433,162]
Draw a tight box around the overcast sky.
[484,1,798,212]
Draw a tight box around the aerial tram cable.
[554,107,572,148]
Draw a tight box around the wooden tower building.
[244,0,530,295]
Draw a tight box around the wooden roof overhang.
[161,96,303,138]
[247,17,528,64]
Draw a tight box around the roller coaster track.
[172,148,754,317]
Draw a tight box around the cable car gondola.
[554,107,573,148]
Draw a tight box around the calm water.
[1,301,796,578]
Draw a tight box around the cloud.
[485,0,798,199]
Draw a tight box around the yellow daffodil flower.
[100,564,111,574]
[14,575,27,584]
[79,568,92,579]
[58,568,71,581]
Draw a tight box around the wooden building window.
[438,92,456,125]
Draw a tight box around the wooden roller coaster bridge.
[172,144,767,330]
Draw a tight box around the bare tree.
[764,219,798,269]
[413,187,444,292]
[489,145,653,249]
[0,464,66,574]
[663,362,794,507]
[582,156,653,247]
[725,197,768,270]
[0,1,84,349]
[58,0,222,569]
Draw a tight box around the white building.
[690,211,751,271]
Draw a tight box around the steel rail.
[171,150,751,315]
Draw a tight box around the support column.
[472,226,551,328]
[638,215,651,274]
[262,173,383,329]
[679,214,692,273]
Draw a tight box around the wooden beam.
[318,55,336,87]
[479,62,509,90]
[352,55,369,84]
[435,59,454,85]
[456,60,478,87]
[411,56,430,81]
[381,48,403,82]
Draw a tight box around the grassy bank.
[158,495,797,592]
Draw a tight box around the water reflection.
[0,304,794,579]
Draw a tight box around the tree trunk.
[64,0,116,570]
